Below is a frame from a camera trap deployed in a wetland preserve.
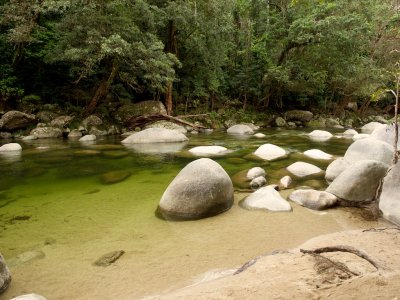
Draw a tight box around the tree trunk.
[164,19,178,116]
[393,74,399,164]
[84,61,119,116]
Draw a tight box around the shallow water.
[0,129,388,299]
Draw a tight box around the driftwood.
[125,113,207,130]
[300,245,384,270]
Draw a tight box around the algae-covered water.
[0,129,388,299]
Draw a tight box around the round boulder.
[189,146,229,156]
[79,134,96,142]
[247,167,266,180]
[343,129,358,137]
[0,253,11,294]
[379,162,400,226]
[361,122,385,134]
[254,144,287,161]
[275,117,287,127]
[326,160,389,203]
[0,143,22,152]
[344,138,393,166]
[370,124,400,148]
[289,189,337,210]
[249,176,267,189]
[30,126,62,138]
[240,185,292,212]
[68,129,83,138]
[284,110,313,123]
[121,128,188,144]
[308,130,333,141]
[303,149,333,160]
[157,158,234,220]
[0,110,37,131]
[145,121,187,134]
[325,157,349,183]
[286,162,322,178]
[279,175,292,189]
[227,124,254,135]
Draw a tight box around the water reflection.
[124,142,188,154]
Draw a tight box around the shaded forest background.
[0,0,399,118]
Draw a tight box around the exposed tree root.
[125,113,208,130]
[300,245,384,271]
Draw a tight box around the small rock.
[343,129,358,136]
[100,171,131,185]
[289,189,337,210]
[0,143,22,152]
[79,134,96,142]
[247,167,266,180]
[308,130,333,141]
[279,175,292,189]
[249,176,267,189]
[188,146,229,156]
[253,133,266,138]
[240,186,292,212]
[89,126,108,136]
[227,124,254,135]
[68,129,83,138]
[303,149,333,160]
[361,121,385,133]
[286,162,322,178]
[254,144,287,161]
[275,117,287,127]
[7,250,45,267]
[93,250,125,267]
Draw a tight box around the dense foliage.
[0,0,399,115]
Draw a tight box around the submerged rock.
[7,250,45,267]
[0,253,11,294]
[121,128,188,144]
[100,171,131,185]
[240,186,292,212]
[326,160,389,203]
[289,189,337,210]
[227,124,254,135]
[286,162,322,178]
[254,144,287,161]
[157,158,234,220]
[379,162,400,226]
[93,250,125,267]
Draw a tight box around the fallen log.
[125,113,208,130]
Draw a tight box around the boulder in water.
[286,162,322,178]
[189,146,229,156]
[325,157,348,183]
[279,175,292,189]
[343,138,393,166]
[254,144,287,161]
[157,158,234,220]
[361,121,385,134]
[249,176,267,189]
[240,186,292,212]
[352,133,370,141]
[227,124,254,135]
[100,171,131,185]
[289,189,337,210]
[121,128,188,144]
[0,143,22,152]
[379,162,400,226]
[79,134,96,142]
[308,130,333,141]
[303,149,333,160]
[30,126,62,138]
[145,120,187,134]
[0,110,37,131]
[247,167,266,180]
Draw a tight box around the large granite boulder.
[227,124,254,135]
[286,162,322,178]
[284,110,313,123]
[0,110,37,131]
[121,128,188,144]
[343,138,393,166]
[30,126,62,138]
[0,253,11,294]
[0,143,22,152]
[254,144,287,161]
[326,160,389,203]
[145,121,187,134]
[240,185,292,212]
[379,162,400,226]
[247,167,266,180]
[50,115,74,128]
[289,189,337,210]
[157,158,234,220]
[115,101,167,124]
[82,115,103,128]
[370,124,400,148]
[361,121,385,134]
[325,157,348,183]
[352,133,370,141]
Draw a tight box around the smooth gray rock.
[121,128,188,144]
[10,294,47,300]
[279,175,292,189]
[308,130,333,141]
[247,167,266,180]
[0,143,22,152]
[326,160,389,202]
[343,129,358,136]
[227,124,254,135]
[22,135,38,141]
[289,189,337,210]
[189,146,229,156]
[79,134,96,142]
[254,144,287,161]
[370,124,400,148]
[352,133,370,141]
[325,157,349,183]
[30,126,62,138]
[0,110,37,131]
[253,133,266,138]
[379,162,400,226]
[241,186,292,212]
[249,176,267,189]
[0,253,11,294]
[157,158,234,220]
[344,138,393,166]
[303,149,333,160]
[286,162,322,178]
[361,121,385,133]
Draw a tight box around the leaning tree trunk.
[84,61,119,117]
[393,73,399,164]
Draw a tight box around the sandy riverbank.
[151,227,400,299]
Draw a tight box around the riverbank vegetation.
[0,0,399,117]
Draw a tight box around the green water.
[0,129,387,299]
